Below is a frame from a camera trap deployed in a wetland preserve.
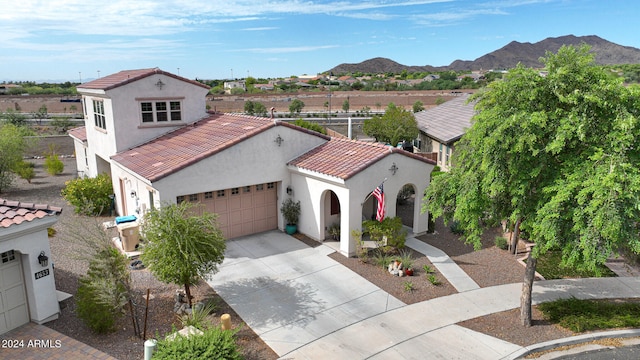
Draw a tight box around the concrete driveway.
[206,230,404,357]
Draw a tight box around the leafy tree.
[412,100,424,113]
[342,99,350,113]
[140,201,226,306]
[289,98,305,114]
[293,118,327,134]
[0,109,27,126]
[253,102,267,117]
[32,104,48,125]
[61,173,113,215]
[244,100,255,115]
[424,45,640,327]
[0,124,30,193]
[363,103,419,146]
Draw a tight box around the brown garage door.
[190,182,278,239]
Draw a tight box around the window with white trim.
[93,99,106,129]
[140,100,182,123]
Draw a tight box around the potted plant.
[280,198,301,235]
[328,223,340,240]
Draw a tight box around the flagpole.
[361,177,388,205]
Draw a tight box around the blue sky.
[1,0,638,82]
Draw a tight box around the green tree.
[424,45,640,327]
[253,102,267,117]
[289,98,305,114]
[363,103,419,146]
[0,124,29,193]
[0,109,27,126]
[342,99,350,113]
[140,202,226,306]
[244,100,255,115]
[412,100,424,113]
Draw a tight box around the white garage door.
[0,250,29,335]
[185,182,278,239]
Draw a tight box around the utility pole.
[79,72,82,84]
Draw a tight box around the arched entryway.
[321,189,341,240]
[396,183,416,227]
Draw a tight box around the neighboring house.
[0,199,62,335]
[69,68,435,257]
[413,94,476,171]
[223,80,246,93]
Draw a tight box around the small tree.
[0,124,30,193]
[363,103,419,146]
[412,100,424,113]
[342,99,350,113]
[289,99,305,115]
[244,100,255,115]
[61,173,113,215]
[253,102,267,117]
[140,202,226,306]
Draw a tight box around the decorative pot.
[404,268,414,276]
[285,224,297,235]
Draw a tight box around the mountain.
[327,35,640,74]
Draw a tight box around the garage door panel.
[2,265,21,288]
[197,183,278,239]
[5,285,26,306]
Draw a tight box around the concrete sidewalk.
[285,277,640,359]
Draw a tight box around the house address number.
[35,268,50,280]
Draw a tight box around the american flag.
[372,183,385,222]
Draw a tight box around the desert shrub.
[293,118,327,134]
[372,250,393,269]
[364,217,407,249]
[449,221,464,235]
[494,236,508,250]
[153,327,243,360]
[13,160,35,183]
[397,249,414,270]
[61,173,113,215]
[76,246,129,333]
[427,274,441,286]
[178,300,219,330]
[44,154,64,175]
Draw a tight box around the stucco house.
[413,93,476,171]
[69,68,435,256]
[0,199,62,335]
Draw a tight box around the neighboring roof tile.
[111,113,328,182]
[68,126,87,142]
[288,138,434,180]
[78,68,210,91]
[414,94,476,144]
[0,199,62,228]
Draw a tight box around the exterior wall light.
[38,251,49,267]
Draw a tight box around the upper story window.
[140,100,182,123]
[93,99,106,129]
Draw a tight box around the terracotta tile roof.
[68,126,87,142]
[78,68,210,91]
[288,138,434,180]
[414,93,476,144]
[111,113,329,182]
[0,199,62,228]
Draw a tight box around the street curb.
[504,328,640,359]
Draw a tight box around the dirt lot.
[0,90,471,116]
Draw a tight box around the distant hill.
[327,35,640,74]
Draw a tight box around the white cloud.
[233,45,340,54]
